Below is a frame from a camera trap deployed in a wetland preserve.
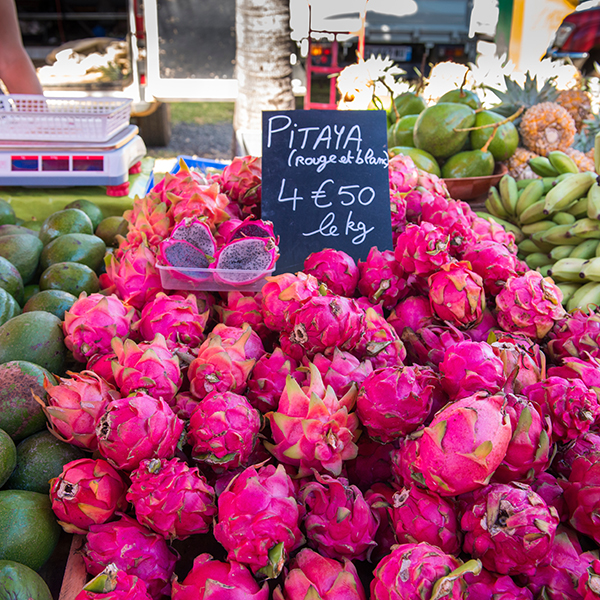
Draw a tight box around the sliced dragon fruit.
[159,238,212,281]
[170,218,217,257]
[229,218,276,242]
[212,237,279,285]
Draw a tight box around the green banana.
[517,178,538,190]
[530,236,556,254]
[548,150,579,175]
[519,199,547,225]
[518,239,543,255]
[570,239,600,260]
[567,197,590,218]
[581,257,600,282]
[552,212,577,226]
[567,281,600,313]
[568,218,600,240]
[516,179,545,219]
[596,241,600,258]
[485,186,510,220]
[521,220,557,236]
[595,131,600,174]
[529,156,560,177]
[526,252,554,269]
[587,182,600,220]
[548,245,574,261]
[538,265,553,277]
[548,257,588,282]
[544,171,597,214]
[499,174,519,217]
[539,224,585,246]
[556,282,581,306]
[542,177,560,194]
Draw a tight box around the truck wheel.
[134,103,172,147]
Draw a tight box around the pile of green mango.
[386,88,519,179]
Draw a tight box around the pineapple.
[556,89,592,131]
[564,147,595,172]
[519,102,576,157]
[506,147,540,181]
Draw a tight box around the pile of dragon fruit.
[43,154,600,599]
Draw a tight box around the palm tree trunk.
[233,0,295,154]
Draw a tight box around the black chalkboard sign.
[261,110,393,275]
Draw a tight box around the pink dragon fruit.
[495,271,566,339]
[388,153,419,192]
[82,513,178,600]
[188,390,260,470]
[167,181,231,227]
[209,322,265,360]
[345,434,393,492]
[390,433,420,488]
[370,542,480,600]
[217,155,262,209]
[357,246,410,309]
[463,569,534,600]
[211,236,279,285]
[73,564,153,600]
[388,486,461,555]
[121,194,172,252]
[260,271,324,332]
[102,244,163,310]
[158,237,212,282]
[523,376,599,443]
[63,293,135,363]
[401,322,465,368]
[412,392,512,496]
[111,334,182,405]
[213,291,269,340]
[428,260,486,328]
[133,292,209,349]
[492,394,553,483]
[303,248,359,297]
[87,352,118,386]
[49,458,127,534]
[265,362,360,477]
[187,327,256,399]
[171,553,269,600]
[464,308,499,342]
[390,190,407,234]
[578,558,600,600]
[461,482,559,576]
[172,391,200,421]
[126,457,216,541]
[364,483,397,562]
[394,222,451,279]
[309,348,373,399]
[213,463,304,578]
[356,365,435,442]
[470,215,518,253]
[548,355,600,399]
[96,393,184,472]
[39,370,120,451]
[438,340,506,400]
[273,547,367,600]
[287,295,365,356]
[461,240,524,297]
[530,472,569,522]
[387,295,436,338]
[552,430,600,479]
[564,453,600,544]
[169,217,217,256]
[548,309,600,362]
[228,217,275,242]
[300,473,379,562]
[246,347,305,413]
[416,167,450,196]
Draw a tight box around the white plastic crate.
[0,95,131,143]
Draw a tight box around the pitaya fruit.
[416,167,450,196]
[530,472,569,523]
[552,429,600,479]
[158,238,212,281]
[461,240,524,297]
[209,322,265,360]
[171,553,269,600]
[213,291,269,340]
[464,308,499,343]
[370,542,480,600]
[169,217,217,256]
[300,473,379,562]
[63,293,135,363]
[133,292,209,350]
[495,271,566,339]
[388,153,419,192]
[548,354,600,399]
[39,370,120,451]
[49,458,127,534]
[523,376,600,443]
[126,457,216,541]
[82,513,178,600]
[364,483,397,562]
[471,215,518,253]
[356,365,435,442]
[578,558,600,600]
[216,155,262,209]
[548,308,600,362]
[564,453,600,544]
[272,548,367,600]
[401,322,465,368]
[345,434,394,492]
[412,392,512,496]
[188,390,260,470]
[390,433,420,488]
[227,217,275,242]
[303,248,359,297]
[87,352,117,387]
[167,181,231,227]
[211,236,279,285]
[357,246,409,309]
[95,393,184,472]
[111,334,182,405]
[390,190,407,235]
[309,348,373,399]
[388,486,461,555]
[492,394,553,483]
[265,363,360,477]
[213,463,304,578]
[438,340,505,400]
[394,222,451,279]
[462,569,534,600]
[121,193,172,250]
[73,564,153,600]
[172,391,200,421]
[461,481,559,576]
[387,295,436,338]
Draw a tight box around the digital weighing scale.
[0,124,146,187]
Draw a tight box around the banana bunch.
[482,148,600,313]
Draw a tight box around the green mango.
[413,103,476,159]
[438,88,482,110]
[387,92,427,125]
[389,146,441,176]
[441,149,495,179]
[388,115,418,148]
[470,110,519,162]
